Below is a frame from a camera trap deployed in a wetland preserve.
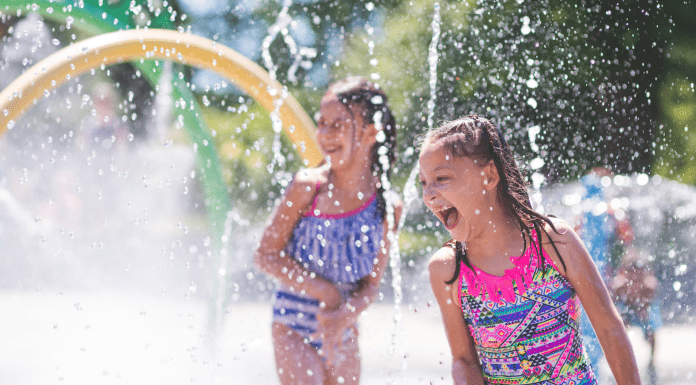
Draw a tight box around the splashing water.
[426,2,441,131]
[261,0,316,84]
[528,125,545,212]
[383,3,443,378]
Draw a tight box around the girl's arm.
[252,169,342,309]
[346,198,403,315]
[544,220,641,385]
[314,199,403,351]
[429,247,485,385]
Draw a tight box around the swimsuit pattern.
[272,192,383,349]
[458,235,597,385]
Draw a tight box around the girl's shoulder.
[287,166,329,194]
[283,166,330,210]
[428,244,457,282]
[538,216,587,276]
[539,216,582,246]
[292,165,329,187]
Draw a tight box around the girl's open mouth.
[439,206,459,229]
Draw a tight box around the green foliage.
[655,69,696,183]
[200,96,304,218]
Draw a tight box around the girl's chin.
[445,226,467,242]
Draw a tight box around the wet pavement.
[0,291,693,384]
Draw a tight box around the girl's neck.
[465,211,525,265]
[327,160,376,195]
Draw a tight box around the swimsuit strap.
[307,180,322,215]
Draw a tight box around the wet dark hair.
[421,115,565,284]
[328,76,397,220]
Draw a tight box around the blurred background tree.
[181,0,694,183]
[176,0,694,268]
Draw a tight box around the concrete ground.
[0,290,693,384]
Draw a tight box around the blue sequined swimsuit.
[272,190,384,349]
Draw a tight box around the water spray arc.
[0,28,322,331]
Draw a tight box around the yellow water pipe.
[0,28,322,166]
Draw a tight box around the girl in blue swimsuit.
[254,77,401,385]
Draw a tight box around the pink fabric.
[304,191,377,219]
[460,233,558,304]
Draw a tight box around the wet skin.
[254,92,402,385]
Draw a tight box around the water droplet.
[7,120,15,130]
[52,38,60,46]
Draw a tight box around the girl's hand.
[313,281,343,311]
[313,304,357,366]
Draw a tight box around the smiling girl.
[418,115,641,385]
[253,77,401,385]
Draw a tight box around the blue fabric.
[272,194,383,349]
[284,194,383,283]
[579,174,610,373]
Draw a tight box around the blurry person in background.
[611,246,661,367]
[575,166,634,374]
[79,82,129,153]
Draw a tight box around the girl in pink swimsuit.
[418,115,641,384]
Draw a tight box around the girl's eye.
[436,176,449,182]
[419,180,426,187]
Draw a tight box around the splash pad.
[0,27,323,324]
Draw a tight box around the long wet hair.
[421,115,565,284]
[328,77,397,220]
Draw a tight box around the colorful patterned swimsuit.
[457,235,597,385]
[272,189,383,349]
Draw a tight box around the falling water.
[527,125,545,212]
[260,0,315,173]
[426,2,441,131]
[215,210,236,330]
[383,2,442,379]
[395,0,441,227]
[153,61,173,145]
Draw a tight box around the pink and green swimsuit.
[458,236,597,384]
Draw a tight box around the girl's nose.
[422,186,436,204]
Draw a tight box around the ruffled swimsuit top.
[458,233,597,385]
[284,192,383,288]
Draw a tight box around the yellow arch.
[0,28,322,166]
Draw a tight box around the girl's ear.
[361,123,379,147]
[482,159,500,191]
